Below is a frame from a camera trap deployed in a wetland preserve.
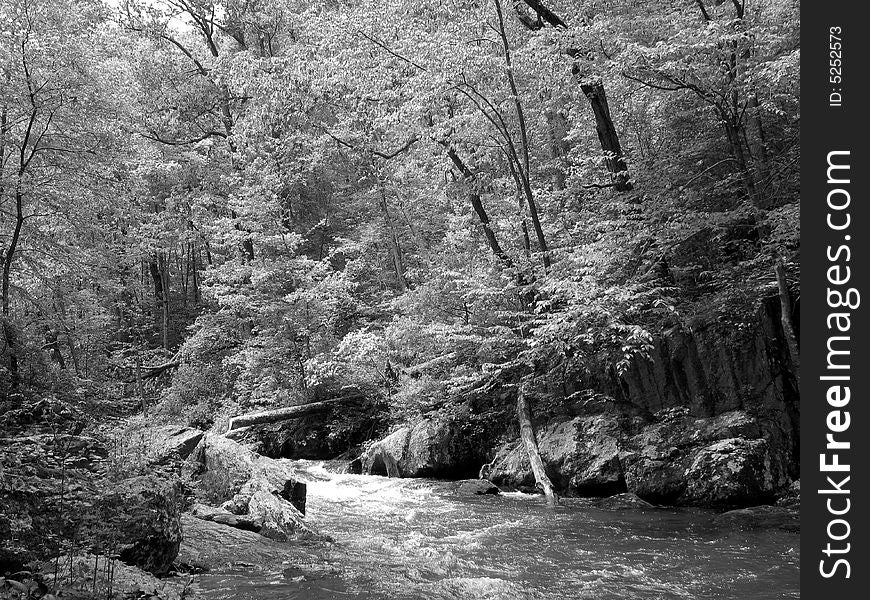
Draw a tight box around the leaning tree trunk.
[515,1,632,191]
[444,146,516,268]
[577,77,632,191]
[517,387,558,505]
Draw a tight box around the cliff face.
[605,295,798,433]
[486,295,800,506]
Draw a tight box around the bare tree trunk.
[2,189,25,384]
[135,350,146,415]
[723,116,758,202]
[494,0,551,269]
[746,93,770,196]
[161,253,171,350]
[65,331,80,376]
[392,183,431,251]
[43,327,66,369]
[517,387,558,504]
[379,184,409,291]
[149,255,170,350]
[182,243,190,310]
[774,256,800,389]
[191,243,201,304]
[545,110,569,191]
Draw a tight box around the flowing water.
[192,461,799,600]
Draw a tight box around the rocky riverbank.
[353,296,799,508]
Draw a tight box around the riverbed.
[190,461,799,600]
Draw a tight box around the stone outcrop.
[487,407,790,507]
[0,434,184,575]
[176,515,331,580]
[189,434,312,540]
[97,476,185,575]
[359,418,481,479]
[484,296,798,508]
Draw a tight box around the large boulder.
[360,419,480,478]
[488,413,627,496]
[588,296,800,484]
[0,434,108,570]
[620,409,784,506]
[455,479,501,496]
[190,434,311,540]
[98,475,184,575]
[362,427,410,477]
[148,425,204,462]
[683,438,776,505]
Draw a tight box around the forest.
[1,0,800,598]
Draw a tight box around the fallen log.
[226,395,362,432]
[124,351,182,383]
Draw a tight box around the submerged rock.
[592,493,655,510]
[455,479,501,495]
[713,505,799,531]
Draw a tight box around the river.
[191,461,799,600]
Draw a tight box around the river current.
[191,461,799,600]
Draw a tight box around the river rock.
[362,427,409,476]
[682,438,776,505]
[99,475,184,575]
[190,434,312,540]
[713,505,799,531]
[360,419,479,478]
[488,413,627,496]
[455,479,501,495]
[592,493,655,509]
